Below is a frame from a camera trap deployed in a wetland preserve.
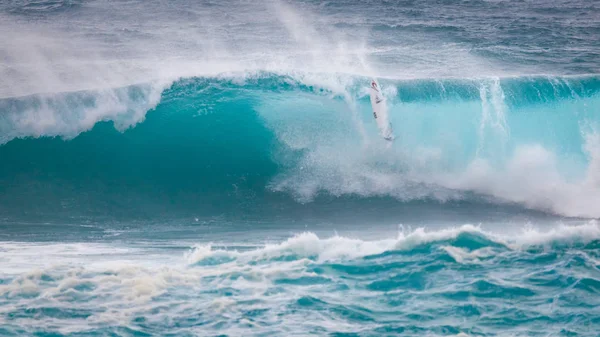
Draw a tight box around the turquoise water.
[1,0,600,336]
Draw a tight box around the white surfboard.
[369,78,394,141]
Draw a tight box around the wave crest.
[185,222,600,265]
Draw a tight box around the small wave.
[185,222,600,266]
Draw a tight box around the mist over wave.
[1,0,598,98]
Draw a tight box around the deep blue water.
[1,0,600,336]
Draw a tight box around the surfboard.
[369,78,394,141]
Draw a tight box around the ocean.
[1,0,599,336]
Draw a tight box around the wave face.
[1,223,599,336]
[1,73,599,218]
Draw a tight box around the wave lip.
[0,82,165,145]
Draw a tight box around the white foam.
[444,133,600,218]
[442,246,497,264]
[512,221,600,247]
[269,110,600,218]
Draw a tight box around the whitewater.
[1,0,600,336]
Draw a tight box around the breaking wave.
[1,72,599,218]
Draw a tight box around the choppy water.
[1,0,600,336]
[2,223,600,336]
